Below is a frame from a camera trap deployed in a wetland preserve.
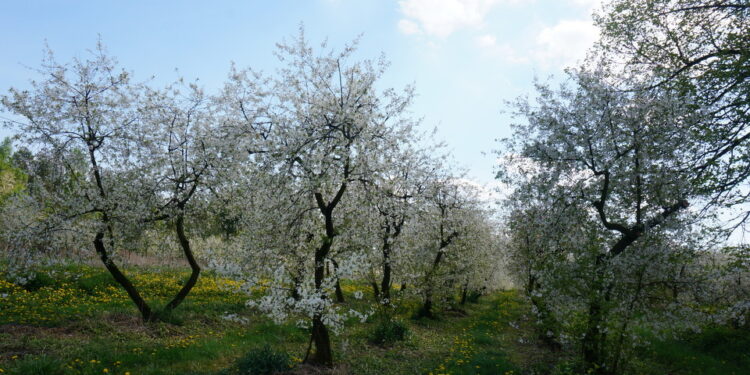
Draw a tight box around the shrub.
[368,317,409,346]
[21,272,56,291]
[234,345,290,375]
[466,290,482,303]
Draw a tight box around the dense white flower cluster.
[499,67,750,373]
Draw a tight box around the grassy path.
[2,266,748,374]
[1,266,529,375]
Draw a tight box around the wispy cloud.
[397,0,509,37]
[474,34,529,64]
[532,18,599,68]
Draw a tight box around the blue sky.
[0,0,601,188]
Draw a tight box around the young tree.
[216,30,419,366]
[410,172,480,319]
[0,44,159,320]
[500,69,714,373]
[1,44,217,321]
[364,145,432,305]
[137,79,220,314]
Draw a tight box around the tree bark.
[93,231,154,322]
[334,279,345,303]
[308,236,334,365]
[309,236,335,365]
[163,213,201,312]
[86,130,155,322]
[306,186,346,366]
[421,290,435,319]
[310,314,333,366]
[371,280,380,302]
[380,234,392,304]
[582,255,615,374]
[419,244,448,318]
[331,259,345,303]
[459,283,468,305]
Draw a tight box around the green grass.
[1,265,749,375]
[630,327,750,375]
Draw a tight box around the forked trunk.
[163,214,201,312]
[93,231,154,322]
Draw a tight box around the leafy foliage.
[367,315,409,346]
[231,346,290,375]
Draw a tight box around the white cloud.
[568,0,602,12]
[397,0,506,37]
[398,19,422,35]
[396,0,601,68]
[475,33,496,47]
[474,34,529,64]
[533,19,599,68]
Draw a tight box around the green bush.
[234,345,290,375]
[21,272,56,291]
[368,317,409,346]
[466,290,482,303]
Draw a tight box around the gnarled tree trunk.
[163,213,201,312]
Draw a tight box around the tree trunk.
[308,238,334,365]
[306,188,345,367]
[308,240,334,365]
[527,276,561,350]
[334,279,345,303]
[420,290,434,319]
[164,214,201,312]
[400,283,407,291]
[87,142,155,321]
[380,239,392,304]
[310,314,333,366]
[371,280,381,302]
[291,273,302,300]
[93,231,154,322]
[582,296,604,373]
[419,248,446,318]
[582,256,614,374]
[331,259,345,303]
[460,283,468,305]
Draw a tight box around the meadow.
[1,265,747,375]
